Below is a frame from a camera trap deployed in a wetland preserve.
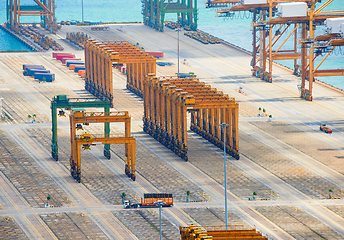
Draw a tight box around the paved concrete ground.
[1,23,344,239]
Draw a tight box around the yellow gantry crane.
[70,111,136,182]
[143,75,239,161]
[207,0,344,100]
[84,39,156,105]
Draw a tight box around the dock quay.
[1,23,344,239]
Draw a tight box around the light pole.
[0,98,3,120]
[176,28,181,76]
[154,200,165,240]
[219,123,229,230]
[81,0,84,24]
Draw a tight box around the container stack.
[22,64,55,82]
[52,52,85,78]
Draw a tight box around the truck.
[320,123,332,133]
[124,193,173,209]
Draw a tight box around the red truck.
[124,193,173,209]
[320,123,332,133]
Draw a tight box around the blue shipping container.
[66,61,85,67]
[23,64,44,70]
[34,73,55,82]
[27,68,48,76]
[74,66,85,73]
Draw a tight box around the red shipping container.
[56,54,76,60]
[146,52,164,58]
[53,52,74,58]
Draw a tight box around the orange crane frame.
[143,75,239,161]
[7,0,56,32]
[70,111,136,182]
[84,40,156,103]
[207,0,344,100]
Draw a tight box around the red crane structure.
[206,0,344,100]
[6,0,56,32]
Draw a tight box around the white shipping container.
[340,23,344,36]
[277,2,307,18]
[326,18,344,34]
[242,0,267,5]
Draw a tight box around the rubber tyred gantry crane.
[70,111,136,182]
[51,95,111,161]
[143,75,239,161]
[84,39,156,102]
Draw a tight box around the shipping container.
[69,64,82,70]
[29,69,50,76]
[74,66,85,72]
[23,67,45,76]
[53,52,75,58]
[26,68,49,76]
[340,23,344,36]
[78,70,86,77]
[23,64,44,70]
[326,17,344,34]
[62,57,80,64]
[56,54,77,60]
[66,61,85,67]
[146,52,164,58]
[140,193,173,207]
[243,0,266,5]
[34,73,55,82]
[278,2,307,18]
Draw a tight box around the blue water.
[0,0,343,88]
[0,28,31,51]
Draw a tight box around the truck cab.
[320,123,332,133]
[123,200,139,209]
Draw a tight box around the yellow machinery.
[84,39,156,105]
[143,75,239,161]
[70,111,136,182]
[180,224,268,240]
[66,32,89,49]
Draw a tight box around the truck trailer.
[124,193,173,209]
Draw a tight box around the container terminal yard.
[1,0,344,240]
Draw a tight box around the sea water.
[0,28,31,52]
[0,0,343,88]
